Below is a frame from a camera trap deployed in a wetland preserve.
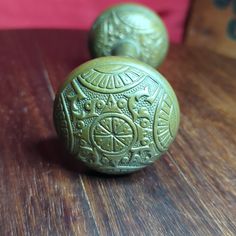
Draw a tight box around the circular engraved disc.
[53,57,180,174]
[89,4,169,68]
[91,113,137,154]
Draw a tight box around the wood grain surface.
[0,30,236,236]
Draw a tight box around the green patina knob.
[53,4,179,174]
[54,57,180,174]
[89,3,169,68]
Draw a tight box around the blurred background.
[0,0,236,58]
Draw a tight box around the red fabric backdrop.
[0,0,190,43]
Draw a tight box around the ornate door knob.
[89,3,169,68]
[53,4,180,174]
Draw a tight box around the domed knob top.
[53,56,179,174]
[89,3,169,68]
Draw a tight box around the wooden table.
[0,30,236,236]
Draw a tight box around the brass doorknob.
[89,3,169,68]
[53,4,180,174]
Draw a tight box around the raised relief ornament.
[54,57,179,174]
